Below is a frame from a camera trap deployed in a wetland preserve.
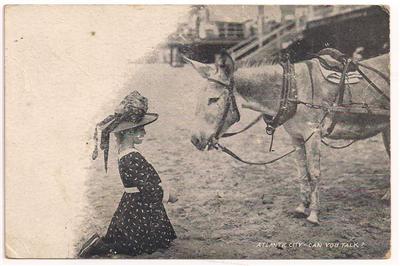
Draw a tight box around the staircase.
[228,19,306,62]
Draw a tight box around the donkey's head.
[186,51,240,151]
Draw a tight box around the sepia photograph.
[4,3,392,260]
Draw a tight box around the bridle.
[201,76,241,150]
[199,55,389,164]
[205,57,297,149]
[202,69,325,165]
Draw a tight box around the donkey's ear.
[182,56,216,79]
[215,50,235,80]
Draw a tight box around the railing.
[243,25,305,61]
[229,20,301,61]
[307,5,367,22]
[228,5,370,62]
[228,35,257,54]
[215,22,245,39]
[171,21,245,42]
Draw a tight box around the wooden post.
[277,30,281,50]
[169,45,173,66]
[332,6,339,15]
[257,5,265,48]
[308,6,314,21]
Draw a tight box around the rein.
[356,62,390,85]
[354,63,390,102]
[213,112,329,165]
[207,57,306,165]
[206,77,238,140]
[221,114,263,138]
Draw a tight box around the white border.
[1,1,399,266]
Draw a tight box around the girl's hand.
[161,182,178,204]
[168,191,178,204]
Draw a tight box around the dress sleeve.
[118,152,163,202]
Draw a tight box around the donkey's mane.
[235,57,280,69]
[234,59,282,82]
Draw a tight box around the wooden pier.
[167,5,389,65]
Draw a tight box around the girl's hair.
[114,127,142,144]
[114,131,124,144]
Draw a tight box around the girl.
[78,91,177,258]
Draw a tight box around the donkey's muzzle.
[191,135,204,151]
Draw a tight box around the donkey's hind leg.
[381,126,390,201]
[291,138,310,216]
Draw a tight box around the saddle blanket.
[317,58,363,85]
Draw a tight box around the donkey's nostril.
[191,135,200,149]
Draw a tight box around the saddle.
[317,48,357,72]
[316,48,362,84]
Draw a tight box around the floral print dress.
[102,149,176,256]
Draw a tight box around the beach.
[75,64,390,259]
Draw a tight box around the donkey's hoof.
[307,212,320,225]
[294,204,307,215]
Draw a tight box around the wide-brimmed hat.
[92,91,158,172]
[100,113,158,133]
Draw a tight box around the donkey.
[186,51,390,224]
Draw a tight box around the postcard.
[4,4,390,259]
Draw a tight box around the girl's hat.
[92,91,158,172]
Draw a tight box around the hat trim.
[111,113,158,133]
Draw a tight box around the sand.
[75,64,390,259]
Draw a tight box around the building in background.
[158,5,389,66]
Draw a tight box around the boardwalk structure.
[167,5,388,65]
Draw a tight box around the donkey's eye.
[208,97,220,105]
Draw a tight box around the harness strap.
[356,62,390,84]
[269,59,290,130]
[214,89,232,138]
[206,77,237,139]
[264,56,298,134]
[213,112,329,165]
[326,59,352,136]
[221,114,263,138]
[229,80,241,121]
[214,142,299,165]
[355,65,390,102]
[336,59,351,105]
[214,126,321,165]
[268,132,275,152]
[305,61,315,104]
[321,139,358,149]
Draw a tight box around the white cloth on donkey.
[317,55,363,84]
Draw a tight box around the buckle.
[265,124,276,135]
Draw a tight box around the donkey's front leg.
[291,137,310,215]
[304,129,322,225]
